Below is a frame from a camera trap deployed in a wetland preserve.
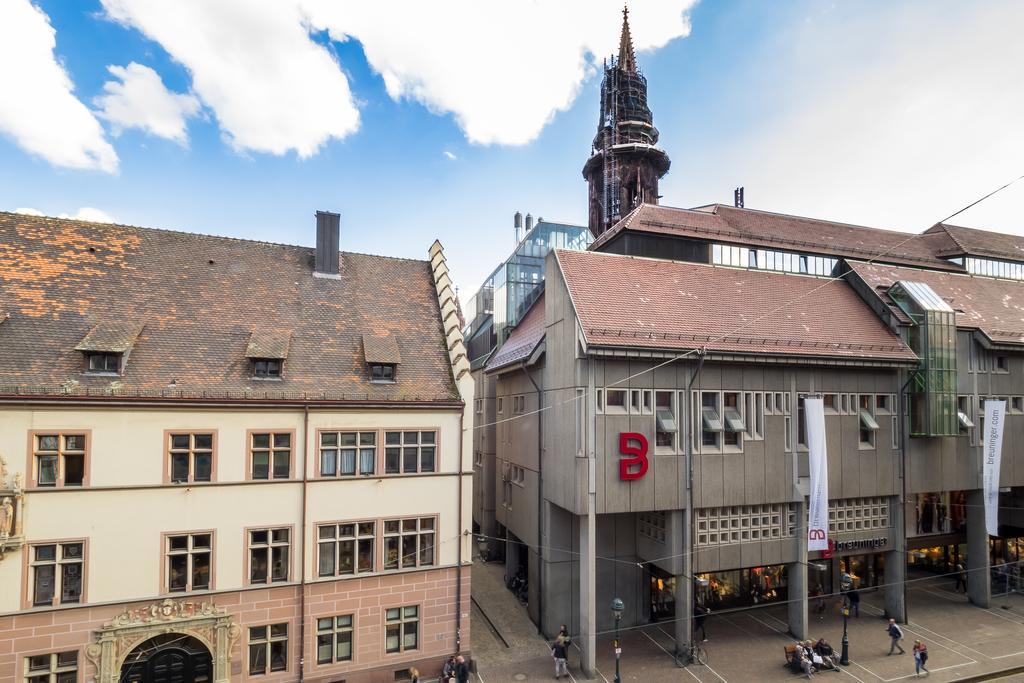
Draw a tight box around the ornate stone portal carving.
[0,454,25,560]
[85,599,240,683]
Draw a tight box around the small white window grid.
[695,504,796,547]
[509,464,526,487]
[828,497,890,533]
[639,511,667,543]
[605,388,627,414]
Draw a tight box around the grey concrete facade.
[467,247,1024,680]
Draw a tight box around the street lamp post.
[612,598,624,683]
[840,572,852,666]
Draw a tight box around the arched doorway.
[120,634,212,683]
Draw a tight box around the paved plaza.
[471,559,1024,683]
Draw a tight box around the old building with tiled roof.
[0,210,474,682]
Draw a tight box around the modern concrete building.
[470,9,1024,677]
[0,211,473,682]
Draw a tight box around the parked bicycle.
[676,640,707,667]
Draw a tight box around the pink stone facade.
[0,566,471,683]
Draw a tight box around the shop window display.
[908,491,966,536]
[695,565,788,609]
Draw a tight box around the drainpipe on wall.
[680,351,705,659]
[456,409,465,654]
[298,405,310,681]
[520,362,544,635]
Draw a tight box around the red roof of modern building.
[554,249,917,362]
[591,203,964,272]
[0,212,461,402]
[847,260,1024,346]
[924,222,1024,262]
[485,292,546,373]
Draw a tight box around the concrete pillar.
[966,488,991,608]
[788,502,808,639]
[884,497,906,621]
[579,508,597,677]
[674,509,692,654]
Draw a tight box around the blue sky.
[1,0,1022,294]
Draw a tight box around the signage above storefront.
[618,432,649,481]
[823,537,888,557]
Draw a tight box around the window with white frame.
[385,605,419,653]
[744,391,764,440]
[318,522,375,576]
[722,391,744,446]
[840,393,849,414]
[320,431,376,477]
[575,389,586,455]
[317,614,354,664]
[858,395,878,448]
[595,388,605,413]
[1011,396,1024,414]
[655,390,676,450]
[891,415,899,448]
[822,393,838,413]
[23,651,77,683]
[875,394,891,414]
[606,388,627,413]
[700,391,722,449]
[384,430,437,474]
[828,498,890,533]
[29,542,84,607]
[383,518,435,570]
[695,504,795,546]
[957,395,974,437]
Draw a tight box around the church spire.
[617,5,637,73]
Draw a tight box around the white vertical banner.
[806,397,829,552]
[983,399,1006,538]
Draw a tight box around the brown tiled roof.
[75,321,145,353]
[925,223,1024,262]
[485,292,546,373]
[245,329,291,359]
[0,212,459,402]
[591,203,964,271]
[847,260,1024,345]
[555,250,917,362]
[362,333,401,365]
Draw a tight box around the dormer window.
[363,333,401,385]
[371,363,396,383]
[245,329,291,382]
[252,358,282,379]
[86,352,121,374]
[75,321,143,376]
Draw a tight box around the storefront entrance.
[839,553,886,589]
[649,569,676,621]
[696,564,788,609]
[120,634,212,682]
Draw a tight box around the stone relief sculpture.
[0,454,25,560]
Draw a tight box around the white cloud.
[59,207,116,223]
[100,0,359,158]
[443,150,457,161]
[95,62,200,145]
[11,206,115,222]
[0,0,118,172]
[304,0,696,145]
[99,1,694,151]
[678,1,1024,237]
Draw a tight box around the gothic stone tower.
[583,7,671,238]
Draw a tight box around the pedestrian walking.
[847,588,860,617]
[954,563,967,593]
[442,656,457,683]
[410,667,420,683]
[913,640,929,676]
[887,618,906,655]
[455,655,470,683]
[694,603,709,642]
[552,635,569,679]
[811,584,826,619]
